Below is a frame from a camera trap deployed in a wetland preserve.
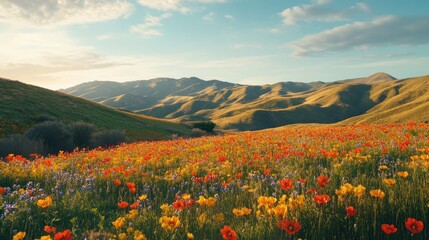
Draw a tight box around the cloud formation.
[137,0,227,13]
[281,0,369,25]
[0,0,133,27]
[291,16,429,56]
[130,13,172,37]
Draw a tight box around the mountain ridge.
[57,73,429,130]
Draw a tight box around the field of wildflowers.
[0,123,428,239]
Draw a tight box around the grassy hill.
[62,73,429,131]
[0,78,191,140]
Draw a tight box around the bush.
[69,122,96,148]
[90,130,128,148]
[24,121,73,154]
[192,121,216,133]
[189,128,207,138]
[0,134,45,158]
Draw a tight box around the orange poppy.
[405,218,424,234]
[54,229,72,240]
[381,224,397,235]
[113,179,121,187]
[317,176,329,188]
[279,179,294,190]
[118,201,129,209]
[220,225,237,240]
[314,194,330,205]
[277,219,302,235]
[130,202,139,209]
[173,200,186,210]
[346,206,357,217]
[44,225,57,234]
[0,187,5,195]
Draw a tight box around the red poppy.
[306,188,317,195]
[118,201,129,209]
[126,182,136,193]
[381,224,397,235]
[44,225,57,234]
[130,202,139,209]
[173,199,186,210]
[277,219,302,235]
[236,173,243,178]
[405,218,424,234]
[346,206,357,217]
[314,194,330,205]
[317,175,329,188]
[279,179,294,190]
[0,187,6,195]
[263,169,271,175]
[220,225,238,240]
[113,179,121,187]
[54,229,73,240]
[299,179,307,184]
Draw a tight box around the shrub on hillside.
[24,121,73,154]
[69,122,96,148]
[192,121,216,133]
[33,114,57,123]
[189,128,207,138]
[0,134,45,158]
[90,130,128,148]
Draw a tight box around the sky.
[0,0,428,90]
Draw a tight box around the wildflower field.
[0,123,428,239]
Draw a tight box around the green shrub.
[69,122,96,148]
[0,134,45,158]
[90,130,128,148]
[24,121,73,154]
[192,121,216,133]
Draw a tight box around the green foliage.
[24,121,73,154]
[192,121,216,133]
[68,122,96,148]
[0,134,45,157]
[90,130,128,148]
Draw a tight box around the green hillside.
[0,78,191,140]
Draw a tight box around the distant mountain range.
[0,78,191,140]
[59,72,428,130]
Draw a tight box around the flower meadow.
[0,123,428,239]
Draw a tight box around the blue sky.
[0,0,428,89]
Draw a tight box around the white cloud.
[224,15,235,21]
[280,0,369,25]
[0,0,133,27]
[130,13,172,37]
[137,0,227,13]
[203,12,215,22]
[291,16,429,56]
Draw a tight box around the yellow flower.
[13,232,26,240]
[181,193,191,200]
[213,213,224,223]
[383,178,396,186]
[257,196,277,209]
[196,196,216,207]
[288,195,305,209]
[233,207,252,216]
[370,189,385,199]
[127,227,134,233]
[139,194,147,201]
[126,209,138,219]
[269,204,288,218]
[159,216,181,231]
[37,196,52,208]
[160,203,171,215]
[378,165,388,170]
[187,232,194,239]
[40,236,52,240]
[397,171,409,178]
[198,212,207,225]
[278,194,287,205]
[134,230,147,240]
[353,185,366,198]
[119,233,127,240]
[112,217,126,229]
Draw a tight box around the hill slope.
[62,73,429,130]
[0,78,191,140]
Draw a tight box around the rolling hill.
[61,73,429,130]
[0,78,191,140]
